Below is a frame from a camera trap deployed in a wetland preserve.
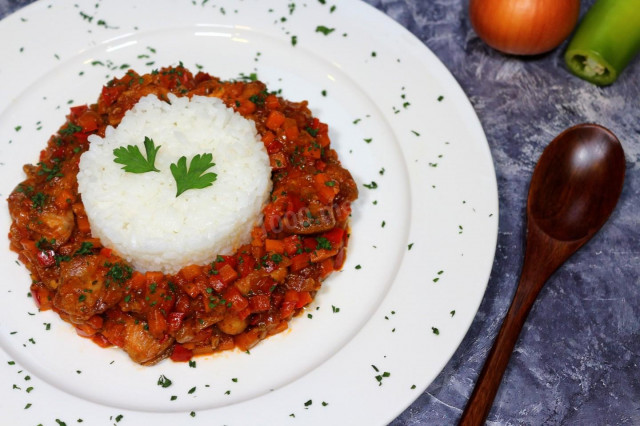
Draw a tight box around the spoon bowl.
[529,124,625,241]
[459,123,625,426]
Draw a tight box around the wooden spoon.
[459,123,625,425]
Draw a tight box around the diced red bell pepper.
[237,253,256,278]
[167,311,186,332]
[36,249,56,268]
[100,85,121,106]
[223,286,249,312]
[323,227,345,247]
[170,344,193,362]
[283,235,302,256]
[249,294,271,312]
[219,263,239,285]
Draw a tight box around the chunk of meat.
[35,210,75,245]
[283,206,336,234]
[53,256,123,322]
[102,311,173,365]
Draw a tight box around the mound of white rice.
[77,94,272,274]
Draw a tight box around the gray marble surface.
[1,0,638,425]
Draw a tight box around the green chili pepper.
[564,0,640,86]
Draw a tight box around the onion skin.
[470,0,581,55]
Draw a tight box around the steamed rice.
[77,94,272,273]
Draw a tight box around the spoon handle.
[457,274,537,426]
[459,223,579,426]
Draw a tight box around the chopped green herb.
[315,237,332,250]
[157,375,172,388]
[74,241,94,256]
[316,25,335,35]
[432,327,440,335]
[363,181,378,189]
[60,123,82,135]
[31,192,47,211]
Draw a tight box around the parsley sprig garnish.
[170,153,217,197]
[113,136,161,173]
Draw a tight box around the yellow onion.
[470,0,581,55]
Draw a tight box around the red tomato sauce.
[7,65,358,365]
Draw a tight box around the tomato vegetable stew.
[7,65,358,365]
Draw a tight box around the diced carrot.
[261,130,275,147]
[76,110,100,132]
[147,308,167,339]
[319,258,334,278]
[295,291,313,309]
[265,94,280,110]
[251,226,266,247]
[303,145,322,159]
[128,271,146,291]
[265,239,285,254]
[237,98,256,115]
[181,264,202,281]
[313,173,337,204]
[145,271,164,285]
[99,247,112,258]
[265,110,285,130]
[267,320,288,336]
[280,289,299,318]
[310,248,339,263]
[317,133,331,148]
[284,118,299,141]
[217,335,235,351]
[234,328,261,352]
[289,252,311,272]
[76,216,91,233]
[219,263,239,285]
[54,189,74,210]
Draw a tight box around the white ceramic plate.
[0,1,498,424]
